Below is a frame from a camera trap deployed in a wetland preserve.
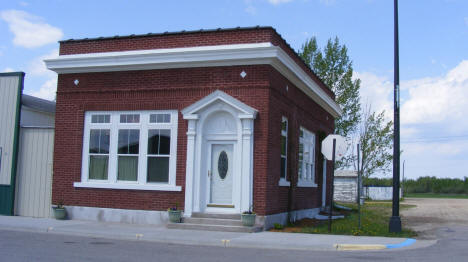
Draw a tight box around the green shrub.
[273,223,284,230]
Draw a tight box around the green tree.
[299,37,361,138]
[355,106,393,179]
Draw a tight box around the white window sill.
[297,180,318,188]
[278,179,291,187]
[74,182,182,191]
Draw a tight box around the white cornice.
[45,42,342,117]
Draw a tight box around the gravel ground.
[401,198,468,239]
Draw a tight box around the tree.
[354,105,393,179]
[299,37,361,138]
[299,37,361,169]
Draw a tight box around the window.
[117,129,139,181]
[147,129,170,182]
[76,110,180,191]
[279,117,290,186]
[298,127,317,187]
[89,129,110,180]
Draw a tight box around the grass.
[271,202,416,238]
[405,193,468,199]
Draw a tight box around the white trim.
[278,178,290,187]
[279,116,288,183]
[182,90,257,118]
[297,181,318,188]
[45,43,341,117]
[297,127,317,188]
[78,110,179,191]
[73,182,182,191]
[182,91,256,216]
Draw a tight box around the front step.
[191,212,241,220]
[167,222,262,233]
[167,212,262,233]
[183,217,243,226]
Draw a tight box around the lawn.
[405,193,468,199]
[271,202,416,238]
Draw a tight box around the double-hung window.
[297,127,317,187]
[279,117,290,186]
[76,110,180,191]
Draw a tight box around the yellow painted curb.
[334,244,387,251]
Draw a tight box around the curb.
[334,244,386,251]
[334,238,417,251]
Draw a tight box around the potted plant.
[241,206,256,227]
[167,203,182,223]
[52,200,67,220]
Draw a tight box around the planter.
[241,213,256,227]
[168,210,182,223]
[53,207,67,220]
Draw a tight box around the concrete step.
[183,217,243,226]
[191,212,241,220]
[167,222,262,233]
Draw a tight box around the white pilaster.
[240,117,254,212]
[183,117,198,217]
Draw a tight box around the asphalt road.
[1,226,468,262]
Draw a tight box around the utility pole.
[389,0,402,233]
[402,160,405,198]
[357,143,361,230]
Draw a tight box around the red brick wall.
[264,69,334,215]
[59,27,333,99]
[52,65,272,215]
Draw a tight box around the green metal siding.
[0,72,24,215]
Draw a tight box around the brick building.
[45,26,341,229]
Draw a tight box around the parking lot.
[402,198,468,238]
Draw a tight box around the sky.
[0,0,467,180]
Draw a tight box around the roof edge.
[60,26,274,43]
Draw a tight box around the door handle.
[208,170,211,177]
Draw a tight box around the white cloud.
[465,17,468,27]
[30,78,56,101]
[404,140,468,157]
[356,60,468,131]
[353,71,393,120]
[401,60,468,127]
[19,2,29,7]
[267,0,293,5]
[3,67,14,72]
[0,10,63,48]
[28,49,58,76]
[356,62,468,179]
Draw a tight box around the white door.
[209,144,234,206]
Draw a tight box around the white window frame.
[279,116,290,186]
[74,110,181,191]
[297,127,317,187]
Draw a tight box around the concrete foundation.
[65,205,320,230]
[66,206,170,225]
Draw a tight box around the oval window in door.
[218,151,228,179]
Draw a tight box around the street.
[1,226,468,262]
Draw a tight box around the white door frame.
[181,90,257,217]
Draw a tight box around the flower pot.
[53,207,67,220]
[168,210,182,223]
[241,213,256,227]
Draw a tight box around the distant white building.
[333,170,358,203]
